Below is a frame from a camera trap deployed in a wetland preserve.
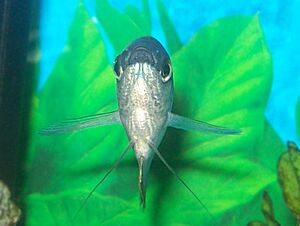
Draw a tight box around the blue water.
[40,0,300,145]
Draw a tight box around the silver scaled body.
[115,37,174,205]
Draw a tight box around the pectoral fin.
[167,112,241,135]
[39,111,121,135]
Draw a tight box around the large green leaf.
[95,0,151,55]
[171,16,272,160]
[25,1,122,194]
[24,1,291,225]
[26,190,144,226]
[156,0,182,55]
[221,126,294,226]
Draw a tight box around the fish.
[40,36,240,218]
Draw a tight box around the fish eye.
[113,57,123,80]
[161,62,172,83]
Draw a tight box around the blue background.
[39,0,300,145]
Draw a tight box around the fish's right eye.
[113,57,123,80]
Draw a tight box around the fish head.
[114,36,174,145]
[114,36,174,107]
[113,36,174,207]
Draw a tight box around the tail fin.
[138,156,146,209]
[137,152,154,209]
[72,141,133,221]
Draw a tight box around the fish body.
[40,36,240,210]
[115,37,174,204]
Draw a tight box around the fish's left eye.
[113,57,123,80]
[161,62,172,83]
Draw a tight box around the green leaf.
[25,1,122,194]
[171,15,272,160]
[253,120,285,172]
[125,0,151,35]
[156,0,182,54]
[151,154,275,225]
[26,190,144,226]
[216,123,293,226]
[24,1,286,225]
[247,221,266,226]
[95,0,151,55]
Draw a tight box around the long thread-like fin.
[168,112,241,135]
[39,111,121,135]
[148,142,215,223]
[72,141,134,221]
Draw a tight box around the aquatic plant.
[24,0,297,225]
[277,142,300,224]
[248,141,300,226]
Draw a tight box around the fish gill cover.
[24,0,296,225]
